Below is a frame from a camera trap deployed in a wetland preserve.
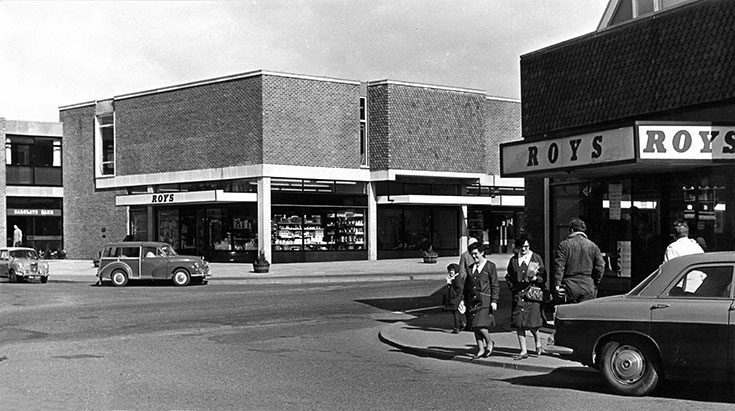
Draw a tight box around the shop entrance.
[549,168,735,291]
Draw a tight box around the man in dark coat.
[553,218,605,303]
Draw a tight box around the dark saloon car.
[97,241,210,287]
[552,252,735,396]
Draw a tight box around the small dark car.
[97,241,211,287]
[552,252,735,396]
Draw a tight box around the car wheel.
[172,269,190,286]
[8,270,16,283]
[600,339,659,396]
[111,270,128,287]
[40,276,48,284]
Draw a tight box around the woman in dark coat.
[465,242,500,359]
[506,234,546,359]
[444,263,466,333]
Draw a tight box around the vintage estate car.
[97,241,211,287]
[0,247,49,283]
[552,252,735,396]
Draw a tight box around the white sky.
[0,0,609,122]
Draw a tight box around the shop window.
[272,208,365,251]
[95,114,115,176]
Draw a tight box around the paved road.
[0,280,732,409]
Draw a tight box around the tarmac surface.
[42,254,587,374]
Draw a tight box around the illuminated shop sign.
[8,208,62,217]
[637,123,735,160]
[500,127,635,176]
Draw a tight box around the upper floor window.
[5,136,62,186]
[95,114,115,176]
[359,97,367,167]
[600,0,694,30]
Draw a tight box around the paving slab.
[379,312,586,373]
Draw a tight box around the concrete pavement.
[45,254,514,284]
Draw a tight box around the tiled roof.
[521,0,735,138]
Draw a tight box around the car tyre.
[40,276,48,284]
[172,269,191,286]
[8,270,17,283]
[600,339,659,396]
[111,270,128,287]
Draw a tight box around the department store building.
[501,0,735,287]
[60,70,522,263]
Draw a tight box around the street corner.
[378,313,584,374]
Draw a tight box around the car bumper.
[20,274,48,281]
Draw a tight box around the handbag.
[523,284,546,303]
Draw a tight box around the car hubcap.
[113,273,123,284]
[611,344,645,384]
[175,272,186,284]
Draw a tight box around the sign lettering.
[151,194,175,203]
[638,124,735,159]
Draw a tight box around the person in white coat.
[664,220,704,262]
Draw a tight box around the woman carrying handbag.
[506,234,547,360]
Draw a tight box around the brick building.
[501,0,735,288]
[60,70,522,263]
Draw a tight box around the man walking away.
[553,218,605,304]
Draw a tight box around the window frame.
[95,113,116,177]
[664,264,735,299]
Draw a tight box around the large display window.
[549,168,735,289]
[272,208,366,252]
[377,206,458,259]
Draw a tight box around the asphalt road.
[0,279,732,409]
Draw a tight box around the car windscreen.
[627,268,659,296]
[10,250,38,259]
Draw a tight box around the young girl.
[445,263,466,333]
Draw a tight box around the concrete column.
[367,181,378,261]
[258,177,272,262]
[0,118,6,246]
[544,177,551,281]
[459,205,468,255]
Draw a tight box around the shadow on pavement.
[503,368,735,403]
[356,286,446,312]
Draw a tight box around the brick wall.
[262,75,361,168]
[484,98,521,176]
[367,83,487,172]
[60,106,128,259]
[367,85,389,170]
[115,76,263,175]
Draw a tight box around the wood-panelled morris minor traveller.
[97,241,211,287]
[552,252,735,396]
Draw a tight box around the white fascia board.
[493,176,525,188]
[96,164,372,189]
[377,195,500,206]
[6,186,63,198]
[500,195,525,207]
[116,190,257,206]
[370,169,486,181]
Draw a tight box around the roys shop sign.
[637,124,735,160]
[500,127,635,176]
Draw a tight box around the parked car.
[97,241,211,287]
[551,252,735,396]
[0,247,49,283]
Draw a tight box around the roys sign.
[637,124,735,160]
[500,127,635,176]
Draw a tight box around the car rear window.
[119,247,140,258]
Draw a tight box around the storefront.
[502,123,735,287]
[6,197,63,253]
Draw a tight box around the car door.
[0,250,9,278]
[649,264,734,379]
[118,246,141,279]
[140,246,168,279]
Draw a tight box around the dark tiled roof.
[521,0,735,138]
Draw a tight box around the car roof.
[103,241,170,248]
[638,252,735,296]
[0,247,37,252]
